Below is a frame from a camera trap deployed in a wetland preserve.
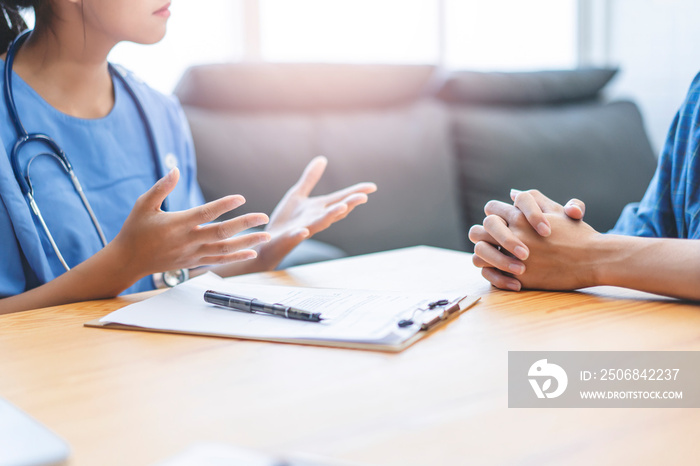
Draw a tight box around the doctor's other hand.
[255,156,377,271]
[111,168,271,280]
[469,191,592,292]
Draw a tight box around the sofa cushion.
[312,102,464,254]
[175,63,439,112]
[438,68,618,106]
[184,100,465,256]
[452,100,657,240]
[184,107,316,215]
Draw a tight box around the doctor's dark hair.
[0,1,36,53]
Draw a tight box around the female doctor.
[0,0,377,314]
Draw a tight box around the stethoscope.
[5,30,166,272]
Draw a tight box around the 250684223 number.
[600,368,680,381]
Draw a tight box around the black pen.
[204,290,324,323]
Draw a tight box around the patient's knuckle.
[482,268,499,286]
[473,241,490,258]
[501,237,517,251]
[485,270,507,289]
[484,200,499,214]
[468,224,483,242]
[472,254,487,268]
[513,192,532,210]
[483,214,502,230]
[507,208,527,226]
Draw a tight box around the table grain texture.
[1,246,699,465]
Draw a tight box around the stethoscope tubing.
[5,29,165,272]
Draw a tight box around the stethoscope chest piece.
[164,152,178,170]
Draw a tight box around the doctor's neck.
[1,3,124,119]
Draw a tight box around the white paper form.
[100,273,461,344]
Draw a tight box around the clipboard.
[85,273,480,353]
[85,295,479,352]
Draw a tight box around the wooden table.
[2,246,699,465]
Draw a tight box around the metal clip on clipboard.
[398,295,473,331]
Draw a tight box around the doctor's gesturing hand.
[215,156,378,275]
[0,2,378,315]
[112,167,272,277]
[0,168,274,315]
[0,158,374,315]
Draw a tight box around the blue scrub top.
[0,62,205,297]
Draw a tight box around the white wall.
[602,0,700,154]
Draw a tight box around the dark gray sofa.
[174,64,657,256]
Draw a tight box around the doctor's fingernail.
[536,222,551,236]
[242,249,258,260]
[508,263,525,275]
[506,281,522,291]
[514,246,528,260]
[567,203,583,214]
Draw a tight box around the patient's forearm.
[592,235,700,300]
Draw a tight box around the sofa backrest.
[438,68,658,236]
[438,68,619,105]
[176,64,466,255]
[175,63,441,111]
[176,64,658,256]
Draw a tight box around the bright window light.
[109,0,244,94]
[445,0,578,70]
[259,0,440,63]
[101,0,580,93]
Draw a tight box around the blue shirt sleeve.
[610,72,700,239]
[0,195,28,296]
[609,113,679,237]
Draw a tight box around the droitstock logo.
[528,359,568,399]
[510,351,700,408]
